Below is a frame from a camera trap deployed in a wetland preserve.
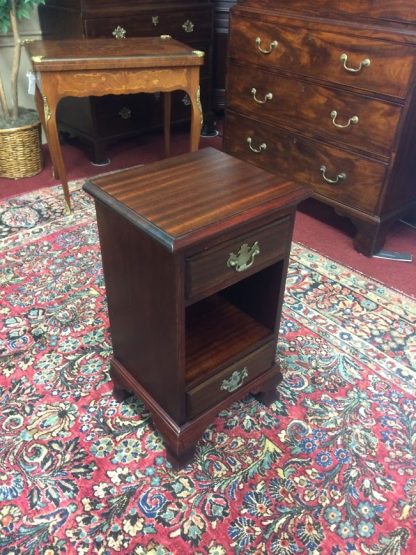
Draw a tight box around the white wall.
[0,9,42,113]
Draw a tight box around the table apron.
[37,67,200,99]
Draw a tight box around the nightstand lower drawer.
[186,341,276,418]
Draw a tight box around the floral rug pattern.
[0,183,415,554]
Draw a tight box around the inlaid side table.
[84,147,308,467]
[26,37,204,212]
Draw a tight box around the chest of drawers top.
[48,1,213,15]
[41,1,214,51]
[51,1,208,7]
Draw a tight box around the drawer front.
[85,10,213,42]
[186,341,275,418]
[89,79,210,135]
[227,63,401,159]
[186,217,291,300]
[245,0,416,24]
[92,93,153,135]
[224,111,387,214]
[229,16,415,99]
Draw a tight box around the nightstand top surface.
[84,147,308,251]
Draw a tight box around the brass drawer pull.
[255,37,278,55]
[251,88,273,104]
[118,107,132,120]
[320,165,347,184]
[340,53,370,73]
[181,94,191,106]
[182,19,194,33]
[330,110,359,128]
[247,137,267,153]
[112,25,127,39]
[152,16,159,27]
[227,241,260,272]
[220,368,249,392]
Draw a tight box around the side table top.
[84,148,309,251]
[25,37,205,71]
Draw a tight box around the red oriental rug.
[1,182,415,555]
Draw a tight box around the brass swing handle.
[320,165,347,185]
[182,19,194,33]
[251,88,273,104]
[247,137,267,153]
[227,241,260,272]
[118,107,132,120]
[330,110,359,128]
[220,368,249,392]
[112,25,127,39]
[340,53,371,73]
[255,37,278,55]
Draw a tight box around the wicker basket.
[0,120,43,179]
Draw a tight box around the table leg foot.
[109,364,132,401]
[112,386,131,402]
[165,445,196,470]
[201,120,218,137]
[254,388,279,406]
[62,184,72,213]
[252,372,282,407]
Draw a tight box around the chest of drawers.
[223,0,416,256]
[38,0,215,164]
[83,147,308,467]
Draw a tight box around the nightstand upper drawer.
[226,63,402,159]
[224,111,388,214]
[186,217,291,300]
[229,16,416,99]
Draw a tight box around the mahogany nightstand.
[84,147,308,467]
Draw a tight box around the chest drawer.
[185,217,291,301]
[84,9,213,42]
[224,111,388,214]
[186,340,275,418]
[90,86,208,135]
[229,16,416,99]
[227,63,402,159]
[246,0,416,24]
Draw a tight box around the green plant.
[0,0,45,125]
